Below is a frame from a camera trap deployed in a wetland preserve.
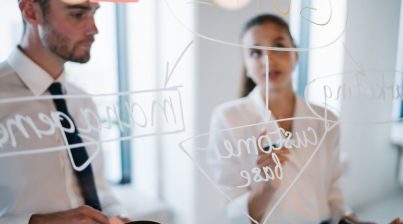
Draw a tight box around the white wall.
[340,0,401,210]
[156,2,197,224]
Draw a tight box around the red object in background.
[90,0,139,2]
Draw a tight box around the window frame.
[297,0,312,96]
[115,4,132,184]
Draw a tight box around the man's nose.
[85,16,98,36]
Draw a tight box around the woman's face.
[242,22,298,93]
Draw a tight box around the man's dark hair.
[19,0,50,31]
[33,0,50,11]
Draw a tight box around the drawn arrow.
[164,40,194,88]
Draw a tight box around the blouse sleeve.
[207,108,254,224]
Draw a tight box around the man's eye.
[71,12,84,19]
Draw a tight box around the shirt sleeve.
[0,214,32,224]
[207,108,253,224]
[96,172,129,218]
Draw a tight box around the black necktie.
[48,82,102,211]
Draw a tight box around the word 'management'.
[0,88,185,155]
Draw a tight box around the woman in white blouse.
[208,14,364,224]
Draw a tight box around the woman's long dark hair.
[239,14,296,97]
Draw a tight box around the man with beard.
[0,0,130,223]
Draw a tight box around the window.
[0,1,22,62]
[305,0,347,115]
[289,0,312,96]
[398,14,403,120]
[126,1,160,197]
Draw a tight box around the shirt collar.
[7,47,66,96]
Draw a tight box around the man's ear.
[19,0,45,27]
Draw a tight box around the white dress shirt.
[208,88,350,224]
[0,48,127,224]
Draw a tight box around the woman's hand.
[256,138,290,191]
[247,130,290,222]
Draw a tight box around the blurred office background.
[1,0,402,223]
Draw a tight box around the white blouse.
[208,88,349,224]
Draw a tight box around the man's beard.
[41,21,93,63]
